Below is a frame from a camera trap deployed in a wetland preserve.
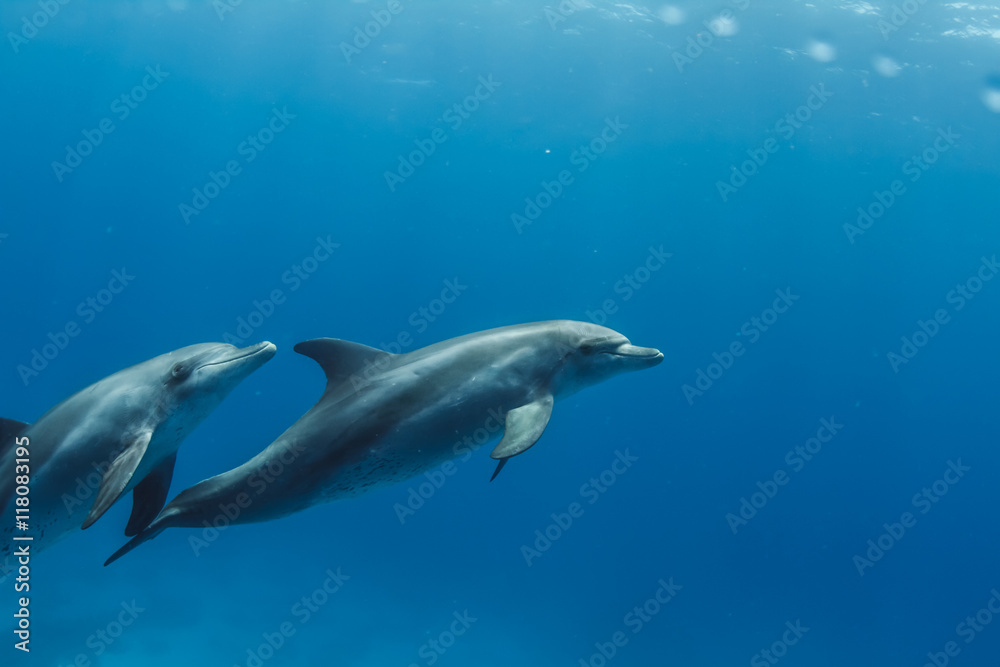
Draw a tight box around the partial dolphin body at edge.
[0,341,276,559]
[105,321,662,565]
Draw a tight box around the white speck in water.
[872,54,901,78]
[658,5,685,26]
[807,40,836,62]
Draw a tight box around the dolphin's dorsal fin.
[0,418,30,458]
[82,430,153,530]
[489,394,554,480]
[125,452,177,537]
[294,338,396,392]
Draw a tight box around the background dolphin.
[0,341,276,558]
[106,321,661,565]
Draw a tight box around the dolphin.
[105,321,662,565]
[0,341,276,559]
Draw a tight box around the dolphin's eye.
[171,363,188,379]
[579,343,597,355]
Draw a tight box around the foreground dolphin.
[105,321,662,565]
[0,341,276,558]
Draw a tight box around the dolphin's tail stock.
[104,474,227,565]
[104,508,181,566]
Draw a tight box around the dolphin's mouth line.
[605,346,663,359]
[195,342,274,371]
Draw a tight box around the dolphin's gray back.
[285,336,540,496]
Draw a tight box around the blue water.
[3,0,1000,665]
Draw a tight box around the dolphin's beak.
[610,344,664,368]
[198,341,277,370]
[234,341,278,364]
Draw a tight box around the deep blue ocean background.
[3,1,1000,665]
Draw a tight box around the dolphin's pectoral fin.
[124,452,176,537]
[489,395,554,480]
[491,395,554,458]
[0,418,30,457]
[294,338,398,393]
[82,431,153,530]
